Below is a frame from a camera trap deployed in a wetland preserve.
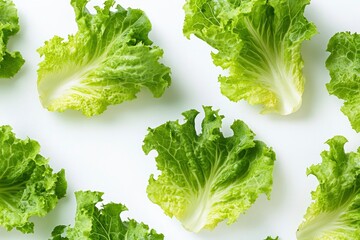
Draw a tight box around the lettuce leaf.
[37,0,171,117]
[0,125,67,233]
[264,237,279,240]
[143,106,275,232]
[297,136,360,239]
[50,191,164,240]
[183,0,316,115]
[326,32,360,132]
[0,0,25,78]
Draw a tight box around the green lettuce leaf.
[0,0,25,78]
[50,191,164,240]
[37,0,171,117]
[143,106,276,232]
[265,237,279,240]
[326,32,360,132]
[297,136,360,239]
[183,0,316,115]
[0,125,66,233]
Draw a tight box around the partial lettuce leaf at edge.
[50,191,164,240]
[183,0,316,115]
[297,136,360,239]
[143,106,276,232]
[0,0,25,78]
[37,0,171,117]
[264,237,279,240]
[0,125,67,233]
[326,32,360,132]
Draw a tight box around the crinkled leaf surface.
[297,136,360,239]
[0,125,66,233]
[326,32,360,132]
[183,0,316,115]
[0,0,25,78]
[50,191,164,240]
[37,0,171,116]
[143,106,275,232]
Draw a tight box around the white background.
[0,0,359,239]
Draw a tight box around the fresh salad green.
[50,191,164,240]
[326,32,360,132]
[37,0,171,116]
[183,0,316,115]
[297,136,360,239]
[0,0,358,239]
[265,237,279,240]
[143,106,276,232]
[0,125,66,233]
[0,0,25,78]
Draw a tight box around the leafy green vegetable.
[326,32,360,132]
[183,0,316,115]
[264,237,279,240]
[0,125,66,233]
[37,0,171,117]
[297,136,360,239]
[0,0,25,78]
[50,190,164,240]
[143,106,275,232]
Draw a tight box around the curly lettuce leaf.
[297,136,360,239]
[143,106,275,232]
[183,0,316,115]
[326,32,360,132]
[0,125,67,233]
[265,237,279,240]
[50,191,164,240]
[37,0,171,117]
[0,0,25,78]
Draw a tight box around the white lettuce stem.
[297,205,348,239]
[270,61,302,115]
[244,17,302,115]
[181,183,214,232]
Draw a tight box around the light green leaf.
[326,32,360,132]
[37,0,171,117]
[143,106,275,232]
[0,125,66,233]
[183,0,316,115]
[0,0,25,78]
[50,191,164,240]
[297,136,360,239]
